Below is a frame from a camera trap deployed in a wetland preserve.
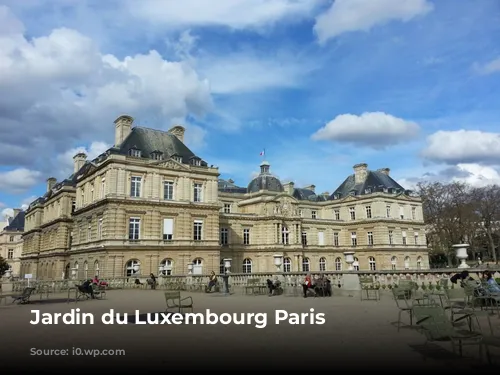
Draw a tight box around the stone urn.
[453,244,470,269]
[344,251,355,271]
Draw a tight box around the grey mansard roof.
[293,188,328,202]
[218,179,247,194]
[247,161,284,194]
[4,211,25,231]
[330,169,407,199]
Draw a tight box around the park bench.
[164,292,193,314]
[244,278,266,295]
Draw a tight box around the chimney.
[168,125,185,143]
[73,152,87,173]
[321,191,329,198]
[377,168,390,176]
[114,115,134,146]
[283,181,295,195]
[304,185,315,193]
[13,208,21,218]
[47,177,56,192]
[353,163,368,184]
[228,179,234,184]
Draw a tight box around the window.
[192,258,203,275]
[101,178,106,199]
[97,218,103,239]
[368,257,376,271]
[130,176,142,197]
[349,207,356,220]
[367,231,373,246]
[72,200,76,213]
[301,232,307,246]
[191,158,202,166]
[90,183,94,201]
[282,226,289,245]
[319,257,326,271]
[243,258,252,273]
[243,229,250,245]
[411,207,416,220]
[335,257,342,271]
[404,256,410,270]
[223,203,231,213]
[311,210,317,219]
[402,230,407,245]
[129,148,141,157]
[318,231,324,246]
[302,257,310,272]
[151,151,163,160]
[365,206,372,219]
[193,220,203,241]
[163,218,174,241]
[399,206,404,219]
[219,260,225,275]
[9,236,14,242]
[7,249,13,259]
[353,257,360,271]
[193,183,203,202]
[333,232,339,247]
[351,232,357,247]
[125,259,140,277]
[298,209,303,217]
[388,230,394,245]
[81,189,85,205]
[417,256,422,270]
[164,181,174,200]
[283,257,291,273]
[414,231,419,245]
[220,228,228,245]
[334,209,340,220]
[87,224,92,241]
[172,155,182,163]
[160,259,173,275]
[94,260,99,277]
[129,218,140,240]
[386,205,391,218]
[391,256,397,270]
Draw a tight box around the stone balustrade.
[4,268,500,295]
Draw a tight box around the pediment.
[154,158,189,171]
[339,195,358,203]
[274,193,299,204]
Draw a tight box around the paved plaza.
[1,289,499,370]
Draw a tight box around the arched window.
[83,261,88,279]
[302,257,310,272]
[368,257,376,271]
[353,257,359,271]
[125,259,140,277]
[160,258,174,276]
[404,256,410,270]
[192,258,203,275]
[283,257,292,273]
[319,257,326,272]
[65,263,70,279]
[94,260,99,277]
[335,257,342,271]
[74,261,79,279]
[391,256,398,270]
[242,258,252,273]
[416,256,422,270]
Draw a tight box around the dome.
[247,161,284,193]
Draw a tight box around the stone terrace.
[1,290,499,370]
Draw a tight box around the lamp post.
[222,258,232,294]
[344,251,355,271]
[453,244,470,269]
[273,254,283,273]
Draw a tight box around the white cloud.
[453,164,500,187]
[0,168,42,193]
[1,208,14,220]
[56,141,111,179]
[473,57,500,75]
[314,0,433,43]
[0,5,213,169]
[1,194,38,222]
[422,130,500,165]
[128,0,321,30]
[311,112,420,148]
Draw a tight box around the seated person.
[266,277,282,296]
[483,271,500,293]
[206,271,217,292]
[324,276,332,297]
[450,270,473,286]
[302,274,316,298]
[92,276,108,287]
[81,279,95,299]
[134,278,143,286]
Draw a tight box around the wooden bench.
[244,278,266,295]
[165,292,193,314]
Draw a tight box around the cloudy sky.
[1,0,500,218]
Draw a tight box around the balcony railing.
[5,267,500,295]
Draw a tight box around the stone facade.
[0,209,24,277]
[21,115,429,280]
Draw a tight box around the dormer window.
[150,151,163,160]
[190,157,202,166]
[334,193,341,200]
[383,188,389,193]
[171,154,182,163]
[349,190,356,196]
[364,188,372,194]
[129,147,142,158]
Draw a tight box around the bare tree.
[471,185,500,264]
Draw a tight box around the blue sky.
[1,0,500,217]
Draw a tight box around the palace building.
[20,115,429,280]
